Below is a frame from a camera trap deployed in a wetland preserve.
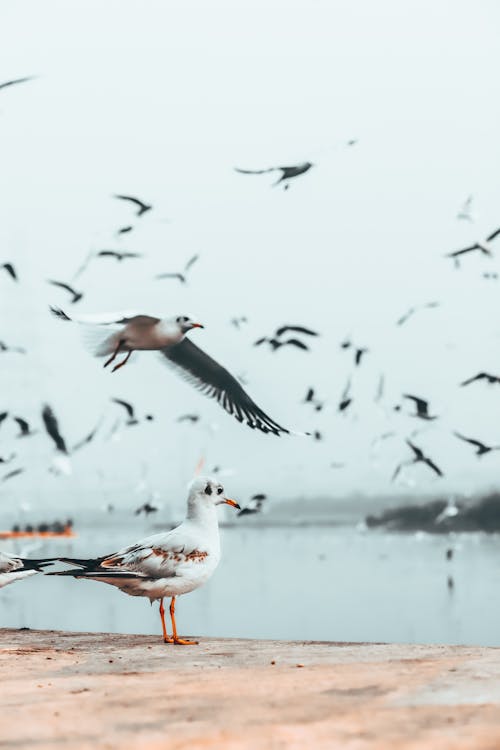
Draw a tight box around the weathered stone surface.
[1,628,500,749]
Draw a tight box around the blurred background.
[1,0,500,644]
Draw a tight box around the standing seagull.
[0,551,51,588]
[50,477,240,645]
[50,307,293,435]
[235,162,313,189]
[392,439,443,481]
[114,195,152,217]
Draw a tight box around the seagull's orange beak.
[190,323,204,329]
[223,498,241,510]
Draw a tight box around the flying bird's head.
[187,476,240,516]
[173,315,204,334]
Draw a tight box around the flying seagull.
[340,339,368,366]
[396,301,439,326]
[117,226,133,236]
[51,308,295,435]
[41,404,68,454]
[237,493,267,517]
[303,388,324,412]
[402,394,438,421]
[72,420,103,451]
[0,550,52,589]
[97,250,142,262]
[111,398,153,426]
[0,340,26,354]
[134,501,159,516]
[453,432,500,457]
[114,195,152,217]
[457,195,475,223]
[235,162,313,189]
[392,439,443,481]
[1,468,25,483]
[177,414,200,423]
[445,227,500,265]
[254,337,309,352]
[1,262,17,281]
[47,279,83,304]
[155,254,199,285]
[338,378,352,413]
[13,416,36,438]
[0,76,35,92]
[49,477,239,645]
[460,372,500,387]
[274,325,319,338]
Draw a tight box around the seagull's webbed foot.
[173,637,199,646]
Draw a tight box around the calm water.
[1,522,500,646]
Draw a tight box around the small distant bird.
[446,548,454,561]
[453,431,500,457]
[313,430,322,441]
[177,414,200,424]
[460,372,500,387]
[254,337,309,352]
[338,379,352,413]
[402,394,438,421]
[396,301,439,326]
[134,501,159,516]
[230,316,248,329]
[155,254,199,285]
[235,162,313,189]
[445,227,500,265]
[0,341,26,354]
[97,250,142,262]
[1,262,17,281]
[374,374,385,403]
[303,388,323,412]
[457,195,475,223]
[1,468,25,482]
[0,550,51,589]
[47,279,83,304]
[340,339,368,366]
[49,477,239,645]
[392,439,443,481]
[13,417,35,438]
[0,76,34,92]
[114,195,152,217]
[111,398,152,426]
[275,325,319,338]
[238,493,267,517]
[0,412,8,428]
[52,308,292,435]
[117,226,133,236]
[41,404,68,454]
[72,420,102,451]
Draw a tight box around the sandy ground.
[1,629,500,749]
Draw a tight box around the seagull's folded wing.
[160,339,289,435]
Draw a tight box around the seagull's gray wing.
[160,339,289,435]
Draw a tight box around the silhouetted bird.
[97,250,142,261]
[0,341,26,354]
[230,316,248,329]
[303,388,323,411]
[47,279,83,304]
[2,468,25,482]
[446,548,454,561]
[392,439,443,481]
[235,162,313,189]
[114,195,152,217]
[1,262,17,281]
[238,493,267,517]
[460,372,500,387]
[396,301,439,326]
[338,378,352,413]
[446,227,500,265]
[275,325,319,338]
[41,404,68,454]
[155,254,199,284]
[72,420,102,452]
[13,417,35,438]
[134,501,158,516]
[117,226,133,235]
[0,412,8,428]
[0,76,34,91]
[402,394,438,420]
[255,337,309,352]
[177,414,200,423]
[340,339,368,366]
[313,430,322,441]
[453,432,500,457]
[111,398,146,426]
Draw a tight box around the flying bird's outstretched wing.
[2,263,17,281]
[275,325,319,337]
[114,195,151,215]
[184,254,199,272]
[0,77,34,91]
[160,339,290,435]
[453,432,485,449]
[460,373,486,386]
[234,167,276,174]
[486,228,500,242]
[112,398,135,420]
[41,405,68,454]
[424,458,443,477]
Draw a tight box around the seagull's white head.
[172,315,204,334]
[187,476,240,515]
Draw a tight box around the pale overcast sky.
[1,0,500,511]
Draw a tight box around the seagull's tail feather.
[79,324,121,357]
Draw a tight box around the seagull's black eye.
[176,317,181,323]
[217,487,223,495]
[205,484,212,496]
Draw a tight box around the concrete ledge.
[2,628,500,749]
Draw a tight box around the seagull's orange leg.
[104,339,125,369]
[170,596,198,645]
[111,350,132,373]
[159,597,173,643]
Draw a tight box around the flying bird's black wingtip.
[49,306,71,321]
